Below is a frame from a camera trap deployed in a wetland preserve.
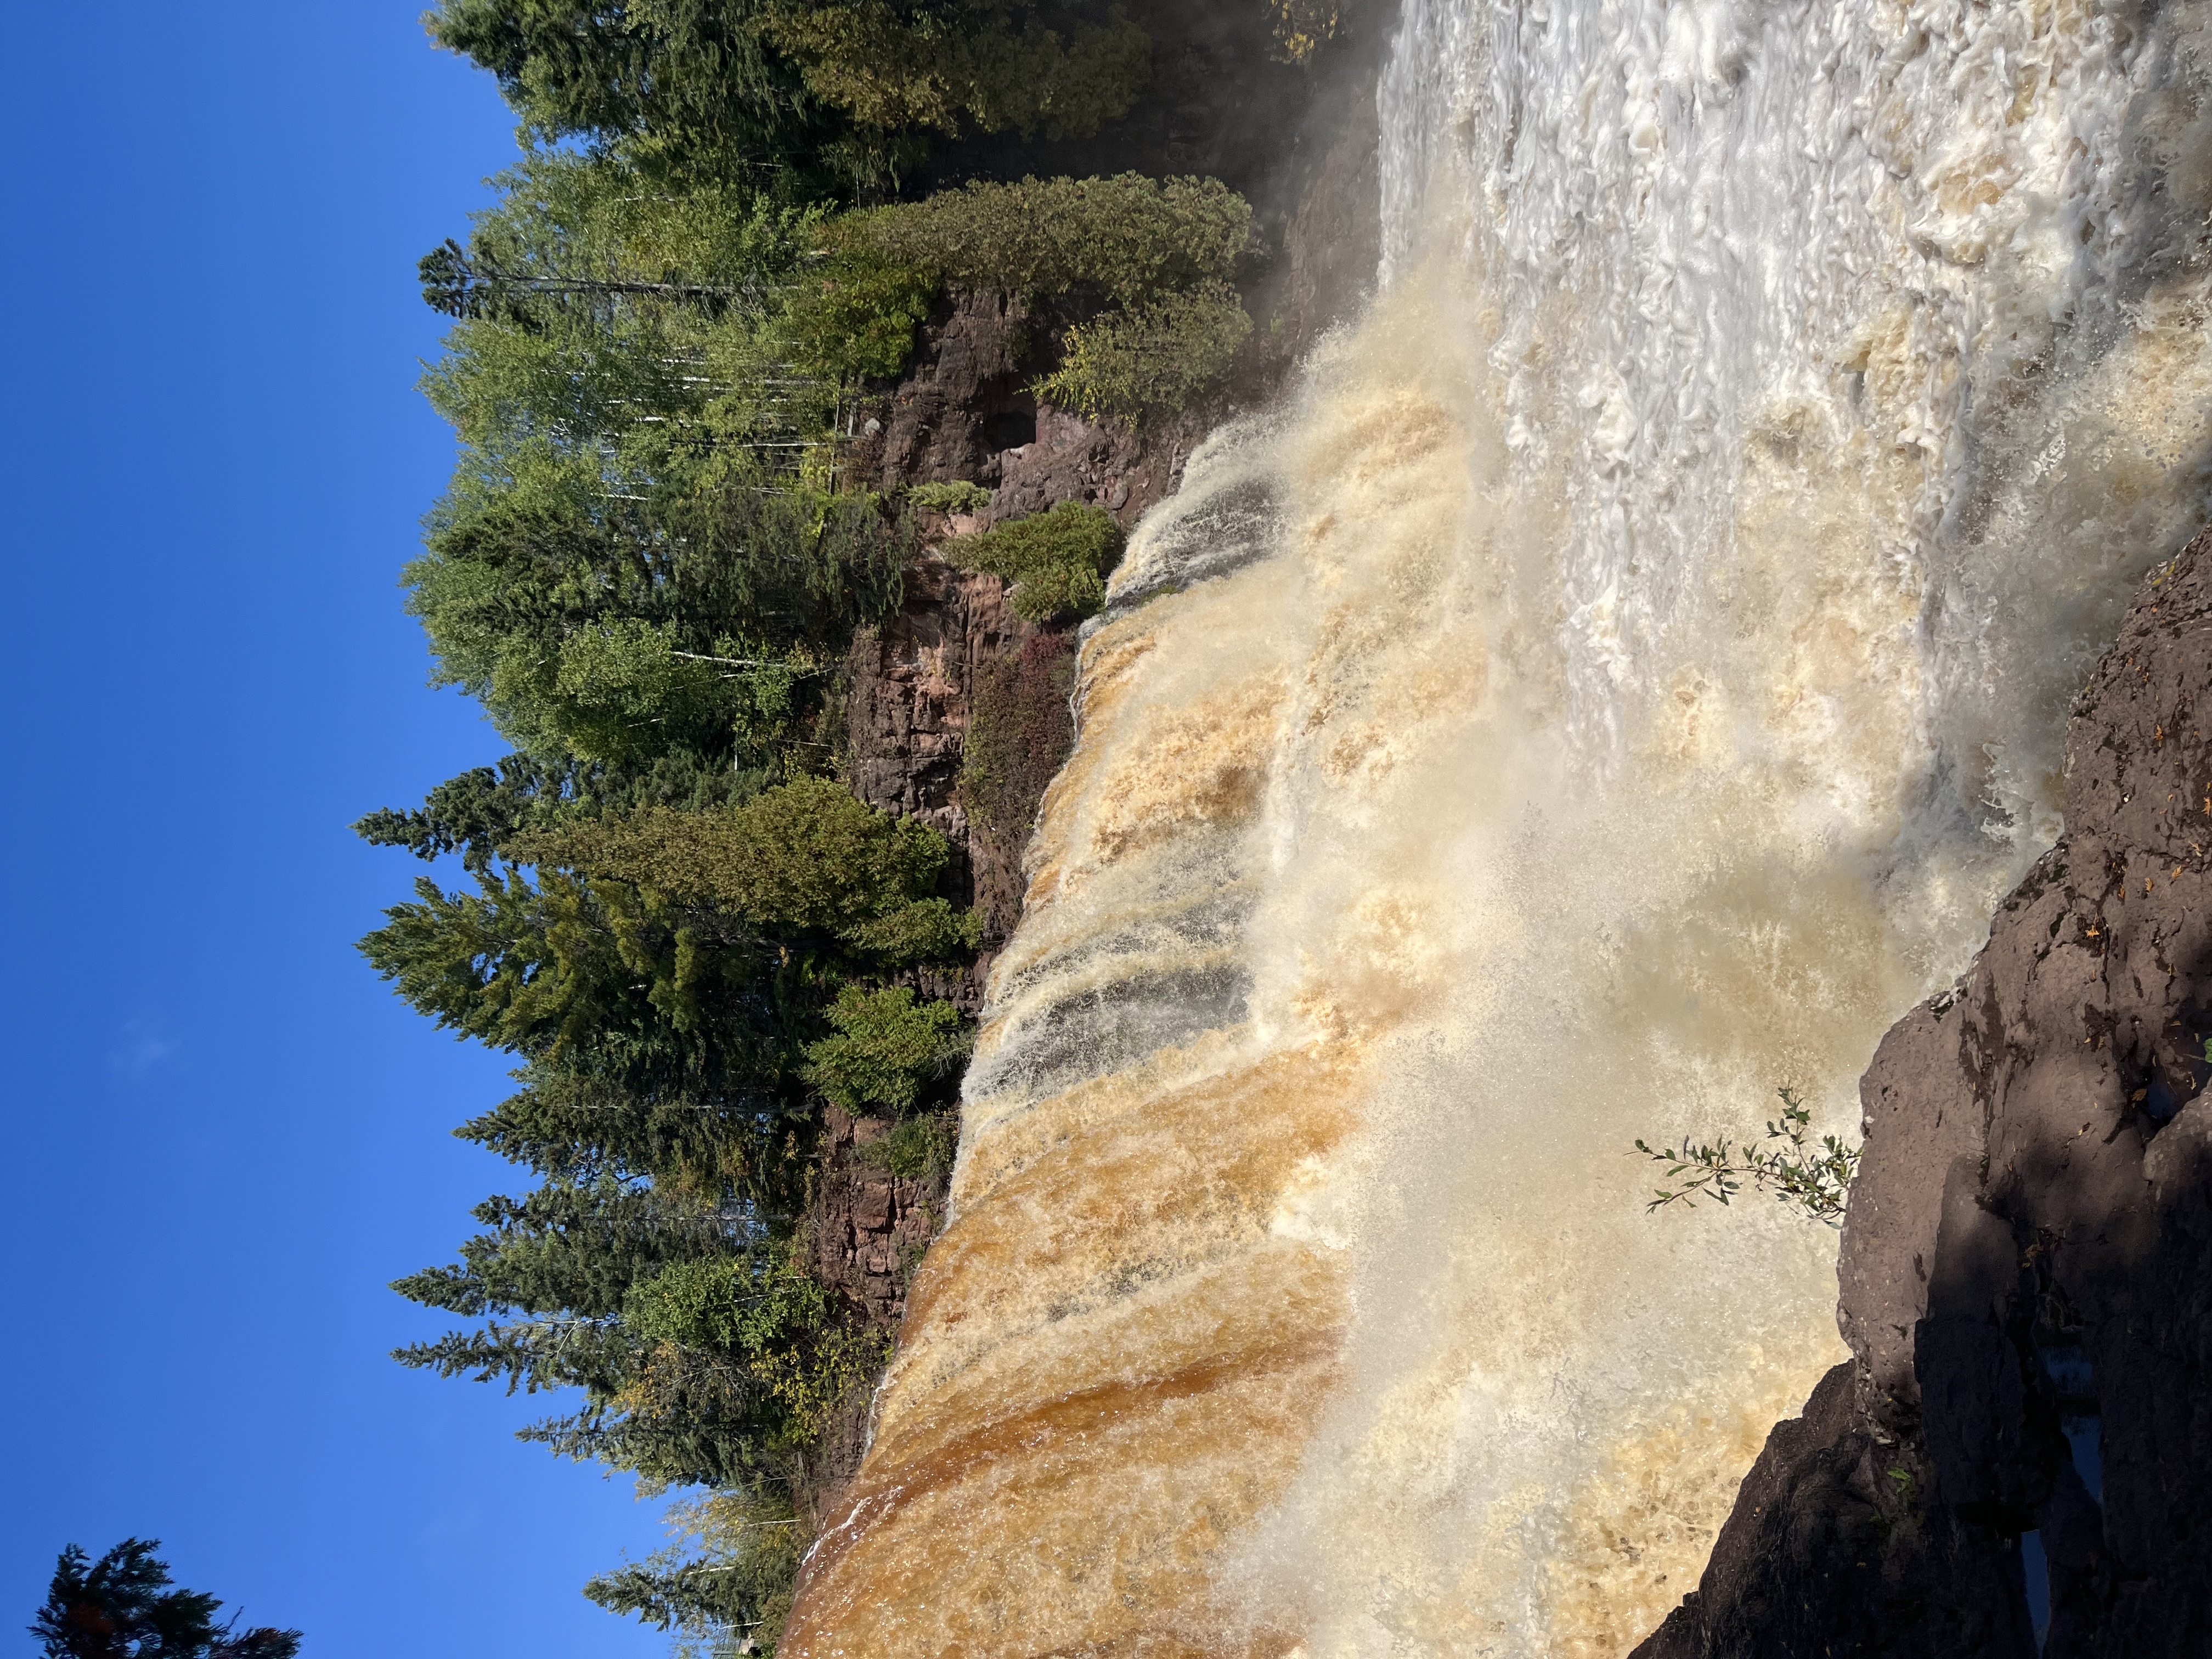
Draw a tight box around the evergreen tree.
[354,754,567,875]
[519,777,980,962]
[580,1488,802,1651]
[360,8,1273,1649]
[424,0,1150,187]
[31,1541,300,1659]
[400,156,910,783]
[392,1180,880,1489]
[359,862,806,1104]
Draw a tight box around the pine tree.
[423,1,1151,188]
[31,1541,300,1659]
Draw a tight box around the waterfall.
[782,1,2212,1652]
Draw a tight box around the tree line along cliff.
[359,2,1387,1649]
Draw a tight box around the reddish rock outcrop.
[795,1107,954,1520]
[1636,530,2212,1659]
[839,328,1206,1009]
[842,558,1023,891]
[839,549,1078,1011]
[809,1106,947,1329]
[800,0,1396,1553]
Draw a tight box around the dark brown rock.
[851,287,1035,490]
[808,1109,946,1332]
[795,1106,954,1520]
[1637,1364,2035,1658]
[840,549,1074,1008]
[842,549,1024,864]
[1634,530,2212,1659]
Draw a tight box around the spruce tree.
[31,1541,300,1659]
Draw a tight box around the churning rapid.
[783,0,2212,1653]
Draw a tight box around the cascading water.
[782,1,2212,1653]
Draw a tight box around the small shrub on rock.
[1034,281,1253,420]
[909,479,994,514]
[804,985,969,1113]
[858,1114,957,1180]
[843,174,1251,307]
[944,500,1124,622]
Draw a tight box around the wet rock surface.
[1636,530,2212,1659]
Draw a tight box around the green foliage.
[358,864,799,1094]
[857,1113,958,1178]
[908,479,992,514]
[409,454,905,771]
[426,0,1150,190]
[425,0,817,174]
[417,151,820,409]
[845,174,1251,306]
[397,1181,721,1331]
[789,174,1256,386]
[1634,1087,1862,1228]
[782,250,939,380]
[841,895,983,963]
[760,3,1151,142]
[391,1182,812,1489]
[627,1249,888,1444]
[354,754,562,875]
[34,1539,301,1659]
[520,777,979,964]
[371,135,958,1556]
[455,1066,771,1191]
[584,1489,802,1652]
[958,631,1076,837]
[1034,280,1253,420]
[804,986,969,1113]
[944,499,1123,621]
[399,155,918,811]
[365,787,970,1566]
[416,153,809,327]
[355,750,780,879]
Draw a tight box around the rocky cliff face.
[833,0,1390,1007]
[804,8,1393,1521]
[1636,530,2212,1659]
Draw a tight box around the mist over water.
[781,2,2212,1653]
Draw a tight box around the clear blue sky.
[1,4,673,1652]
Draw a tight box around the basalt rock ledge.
[1635,529,2212,1659]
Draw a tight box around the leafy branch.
[1634,1086,1860,1228]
